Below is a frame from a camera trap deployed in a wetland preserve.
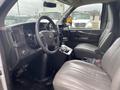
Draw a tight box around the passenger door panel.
[63,29,102,48]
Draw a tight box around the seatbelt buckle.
[94,59,102,67]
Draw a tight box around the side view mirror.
[66,16,73,26]
[43,1,56,8]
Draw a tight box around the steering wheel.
[35,16,60,54]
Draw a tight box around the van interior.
[0,0,120,90]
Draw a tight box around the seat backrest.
[98,5,114,53]
[111,68,120,90]
[102,38,120,90]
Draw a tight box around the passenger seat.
[74,5,115,59]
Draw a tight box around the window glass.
[5,0,69,26]
[67,4,103,30]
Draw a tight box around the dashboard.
[5,22,48,71]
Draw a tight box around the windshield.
[5,0,69,25]
[39,12,61,20]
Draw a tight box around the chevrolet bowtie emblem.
[49,35,52,38]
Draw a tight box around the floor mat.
[30,82,53,90]
[13,77,54,90]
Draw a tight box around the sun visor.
[57,0,117,6]
[57,0,79,6]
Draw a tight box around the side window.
[67,3,103,30]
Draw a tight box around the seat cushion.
[74,43,98,59]
[53,60,111,90]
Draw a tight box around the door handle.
[80,37,89,40]
[63,37,68,41]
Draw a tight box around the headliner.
[57,0,118,6]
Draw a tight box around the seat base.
[74,43,99,59]
[53,60,111,90]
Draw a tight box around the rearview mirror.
[43,1,56,8]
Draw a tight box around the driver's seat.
[53,38,120,90]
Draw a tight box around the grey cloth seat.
[74,6,114,59]
[74,43,98,58]
[53,60,111,90]
[53,38,120,90]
